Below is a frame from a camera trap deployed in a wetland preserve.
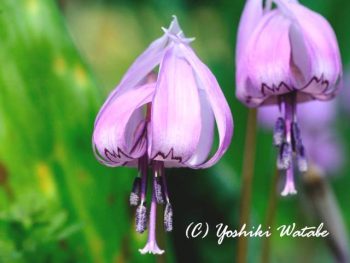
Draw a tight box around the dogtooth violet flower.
[236,0,342,196]
[92,16,233,254]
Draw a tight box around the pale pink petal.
[237,11,295,107]
[93,83,156,167]
[236,0,263,65]
[187,89,215,166]
[288,22,312,86]
[236,0,264,107]
[95,17,183,124]
[179,44,234,168]
[150,45,202,165]
[246,11,293,94]
[236,77,269,107]
[282,1,342,97]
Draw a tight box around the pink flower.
[93,16,233,254]
[236,0,342,195]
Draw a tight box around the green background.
[0,0,349,262]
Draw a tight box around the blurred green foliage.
[0,0,349,262]
[0,0,153,262]
[0,193,80,262]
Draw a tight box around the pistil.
[274,92,308,196]
[281,94,297,195]
[139,172,164,255]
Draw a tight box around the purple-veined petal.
[246,11,293,94]
[236,76,269,107]
[281,1,342,97]
[236,11,296,107]
[178,44,233,168]
[149,44,202,165]
[236,0,342,107]
[93,83,156,167]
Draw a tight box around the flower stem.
[237,109,257,263]
[261,168,279,263]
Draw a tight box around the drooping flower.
[93,16,233,254]
[259,100,344,175]
[236,0,342,196]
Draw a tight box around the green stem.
[261,168,279,263]
[237,109,257,263]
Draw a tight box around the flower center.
[129,157,173,254]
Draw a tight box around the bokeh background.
[0,0,349,262]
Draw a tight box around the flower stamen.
[274,117,285,146]
[164,202,173,232]
[292,121,308,172]
[277,142,292,170]
[296,144,307,172]
[136,203,147,233]
[135,155,148,233]
[129,177,141,206]
[278,93,301,196]
[159,163,173,232]
[153,163,165,204]
[153,161,173,232]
